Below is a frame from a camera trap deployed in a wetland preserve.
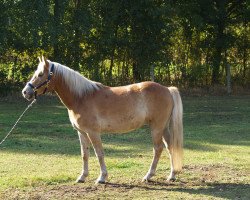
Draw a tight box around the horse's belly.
[69,113,145,134]
[100,113,146,133]
[102,121,145,133]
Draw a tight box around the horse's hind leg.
[163,127,176,181]
[142,129,164,182]
[76,131,90,183]
[87,132,108,184]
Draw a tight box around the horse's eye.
[38,73,43,77]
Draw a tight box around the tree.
[0,0,249,95]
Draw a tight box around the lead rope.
[0,99,36,146]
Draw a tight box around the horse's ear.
[38,57,42,63]
[44,57,49,69]
[41,55,49,68]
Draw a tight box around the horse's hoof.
[142,178,147,183]
[167,177,176,182]
[95,173,108,184]
[142,177,150,182]
[95,180,106,184]
[142,179,149,183]
[142,173,154,183]
[76,179,85,183]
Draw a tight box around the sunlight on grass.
[0,95,249,199]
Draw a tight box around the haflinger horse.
[22,56,183,184]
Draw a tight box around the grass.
[0,95,249,199]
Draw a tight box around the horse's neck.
[53,73,79,110]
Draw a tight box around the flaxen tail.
[168,87,183,172]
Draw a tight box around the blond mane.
[51,61,102,96]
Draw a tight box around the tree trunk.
[109,48,115,79]
[211,0,228,85]
[108,25,118,79]
[72,0,82,70]
[53,0,60,60]
[132,61,141,82]
[212,22,224,85]
[150,65,154,82]
[212,46,222,85]
[226,63,231,94]
[242,18,247,79]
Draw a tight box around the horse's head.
[22,56,55,101]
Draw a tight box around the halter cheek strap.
[27,63,55,99]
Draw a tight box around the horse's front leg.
[87,132,108,184]
[76,131,90,183]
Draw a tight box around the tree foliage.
[0,0,249,95]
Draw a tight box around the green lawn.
[0,95,249,199]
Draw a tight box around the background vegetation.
[0,0,249,95]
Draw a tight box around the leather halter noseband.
[27,63,55,99]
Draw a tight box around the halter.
[27,63,55,99]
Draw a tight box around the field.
[0,95,249,199]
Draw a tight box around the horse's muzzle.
[22,86,35,101]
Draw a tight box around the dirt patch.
[1,185,99,200]
[1,164,249,200]
[182,163,249,184]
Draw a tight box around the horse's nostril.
[23,91,27,95]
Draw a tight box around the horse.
[22,56,183,184]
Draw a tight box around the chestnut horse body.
[22,57,183,184]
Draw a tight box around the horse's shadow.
[104,180,250,199]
